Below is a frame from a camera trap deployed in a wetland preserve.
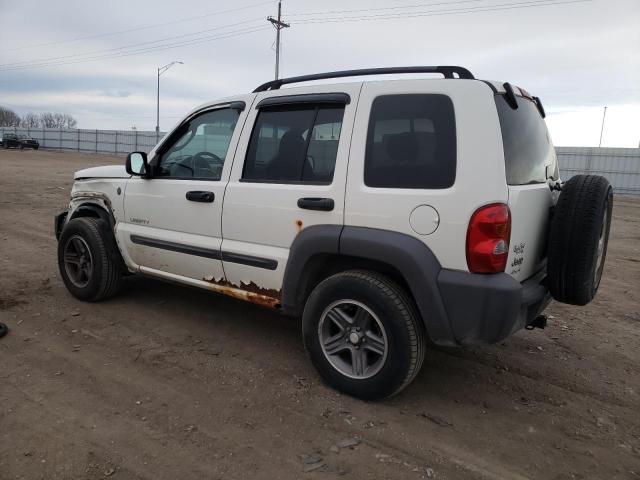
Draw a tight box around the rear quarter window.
[495,94,557,185]
[364,94,456,189]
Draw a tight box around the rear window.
[364,94,456,189]
[495,94,557,185]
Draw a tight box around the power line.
[0,17,265,69]
[293,0,588,23]
[4,0,273,52]
[0,26,271,72]
[287,0,486,17]
[292,0,591,24]
[0,0,591,73]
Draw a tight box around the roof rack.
[253,66,474,92]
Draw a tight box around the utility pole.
[267,1,289,80]
[598,106,607,148]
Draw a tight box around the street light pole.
[598,106,607,148]
[156,67,160,134]
[156,61,183,139]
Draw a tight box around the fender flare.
[281,225,456,345]
[69,192,117,228]
[65,195,127,272]
[281,225,342,315]
[71,203,115,227]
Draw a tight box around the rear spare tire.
[547,175,613,305]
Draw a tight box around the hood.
[74,165,130,180]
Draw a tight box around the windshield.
[495,94,557,185]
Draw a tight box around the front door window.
[158,108,240,180]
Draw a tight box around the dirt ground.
[0,149,638,480]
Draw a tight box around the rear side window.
[495,94,556,185]
[364,94,456,189]
[242,105,345,184]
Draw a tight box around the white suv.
[55,66,613,399]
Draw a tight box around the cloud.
[0,0,638,145]
[100,90,131,98]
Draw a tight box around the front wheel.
[57,217,123,301]
[302,270,425,400]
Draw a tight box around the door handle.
[297,197,334,211]
[186,191,215,203]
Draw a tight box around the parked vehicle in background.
[54,66,613,400]
[2,133,39,149]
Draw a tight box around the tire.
[57,217,123,301]
[302,270,425,400]
[547,175,613,305]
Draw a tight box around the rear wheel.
[547,175,613,305]
[302,270,425,400]
[58,217,123,301]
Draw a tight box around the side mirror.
[126,152,148,176]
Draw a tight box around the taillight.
[466,203,511,273]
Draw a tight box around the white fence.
[0,126,165,155]
[557,147,640,195]
[2,127,639,195]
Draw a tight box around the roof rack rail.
[253,66,474,92]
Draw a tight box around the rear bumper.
[436,268,551,345]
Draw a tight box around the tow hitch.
[526,314,547,330]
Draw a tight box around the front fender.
[70,193,116,226]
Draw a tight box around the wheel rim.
[318,300,388,380]
[593,204,609,287]
[63,235,93,288]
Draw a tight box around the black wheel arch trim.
[281,225,456,345]
[70,203,115,228]
[281,225,343,316]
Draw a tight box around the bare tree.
[39,112,77,128]
[20,112,41,128]
[0,107,21,127]
[39,112,56,128]
[60,113,77,128]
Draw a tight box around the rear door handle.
[297,197,334,211]
[186,191,215,203]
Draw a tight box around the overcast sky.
[0,0,638,146]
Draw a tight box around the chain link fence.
[0,126,165,155]
[557,147,640,195]
[1,127,638,195]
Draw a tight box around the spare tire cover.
[547,175,613,305]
